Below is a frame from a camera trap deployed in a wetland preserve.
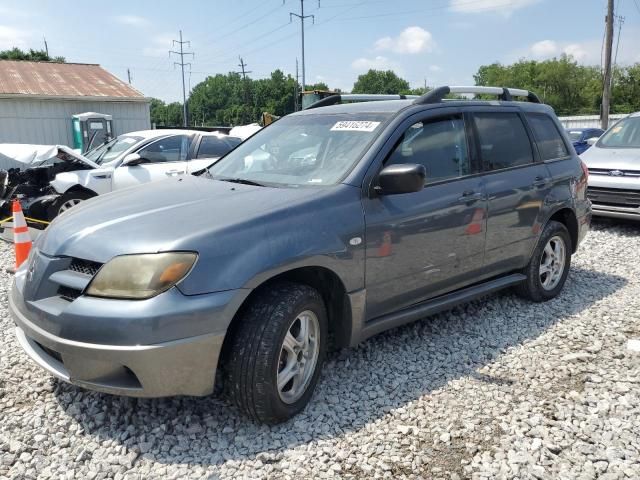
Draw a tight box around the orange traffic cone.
[12,200,32,270]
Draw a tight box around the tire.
[225,281,328,424]
[51,190,95,219]
[515,220,571,302]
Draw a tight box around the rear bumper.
[10,283,226,397]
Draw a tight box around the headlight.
[86,252,197,299]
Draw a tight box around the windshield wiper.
[216,177,266,187]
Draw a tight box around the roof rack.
[304,94,419,110]
[414,86,541,104]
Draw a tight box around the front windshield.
[567,131,583,142]
[207,113,391,187]
[598,116,640,148]
[85,135,143,164]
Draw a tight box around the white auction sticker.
[331,121,381,132]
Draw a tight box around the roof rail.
[304,93,420,110]
[414,86,541,105]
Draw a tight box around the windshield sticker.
[331,121,381,132]
[611,126,623,133]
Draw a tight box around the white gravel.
[1,220,640,479]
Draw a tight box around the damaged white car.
[0,129,241,224]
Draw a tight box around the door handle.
[457,190,484,203]
[532,176,551,188]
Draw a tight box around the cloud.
[0,25,32,50]
[525,39,593,63]
[374,26,434,55]
[530,40,559,58]
[351,56,399,72]
[429,65,443,72]
[450,0,539,16]
[114,15,149,26]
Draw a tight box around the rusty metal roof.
[0,61,146,100]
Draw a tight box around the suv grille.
[587,187,640,209]
[588,168,640,177]
[68,258,102,277]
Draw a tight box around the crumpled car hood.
[0,144,99,169]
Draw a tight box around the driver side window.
[385,116,470,184]
[137,135,190,163]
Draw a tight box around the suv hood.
[37,175,327,263]
[0,144,100,169]
[580,145,640,171]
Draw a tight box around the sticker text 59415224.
[330,121,381,132]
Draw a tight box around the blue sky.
[1,0,639,102]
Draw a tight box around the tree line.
[152,56,640,127]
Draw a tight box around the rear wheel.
[225,282,327,424]
[515,220,571,302]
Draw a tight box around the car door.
[362,110,487,320]
[468,108,552,275]
[188,135,241,173]
[112,134,192,190]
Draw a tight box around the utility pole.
[290,0,319,92]
[236,56,252,123]
[170,30,194,127]
[295,58,300,111]
[43,36,49,57]
[127,68,132,85]
[601,0,615,130]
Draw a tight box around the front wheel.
[515,220,571,302]
[225,282,328,424]
[51,190,95,219]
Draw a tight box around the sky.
[1,0,639,103]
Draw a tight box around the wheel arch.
[221,266,353,367]
[63,185,98,197]
[547,207,579,253]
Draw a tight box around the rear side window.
[473,113,534,171]
[197,136,236,159]
[526,113,569,160]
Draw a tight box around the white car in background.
[581,112,640,220]
[0,129,242,222]
[55,129,242,208]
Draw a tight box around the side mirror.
[586,137,600,146]
[122,153,145,166]
[376,164,426,195]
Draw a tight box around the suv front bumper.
[9,276,245,397]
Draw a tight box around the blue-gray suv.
[9,86,591,424]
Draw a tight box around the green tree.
[0,47,65,62]
[352,69,410,94]
[473,56,620,116]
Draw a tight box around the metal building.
[0,60,150,147]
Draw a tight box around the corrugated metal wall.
[558,114,627,129]
[0,97,150,144]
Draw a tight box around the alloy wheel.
[58,199,83,214]
[277,310,320,404]
[539,235,566,291]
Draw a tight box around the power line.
[169,30,194,127]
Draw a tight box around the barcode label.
[331,121,381,132]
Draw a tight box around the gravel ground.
[1,220,639,480]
